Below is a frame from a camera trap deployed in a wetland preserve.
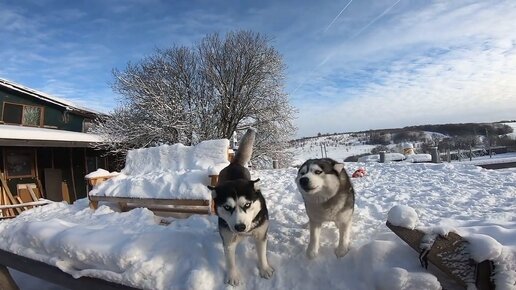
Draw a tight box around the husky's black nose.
[235,224,246,232]
[299,177,310,188]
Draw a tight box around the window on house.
[83,119,94,132]
[2,102,43,126]
[4,148,36,178]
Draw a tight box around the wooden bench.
[86,139,230,217]
[386,221,495,290]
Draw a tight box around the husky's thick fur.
[295,158,355,259]
[208,129,274,286]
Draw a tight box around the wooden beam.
[386,221,495,290]
[0,173,22,215]
[122,205,211,215]
[0,249,140,290]
[0,200,51,210]
[88,196,210,207]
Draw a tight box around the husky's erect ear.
[333,163,344,173]
[207,185,216,198]
[251,178,260,191]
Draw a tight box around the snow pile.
[404,154,432,163]
[84,168,119,179]
[89,139,229,200]
[1,163,515,289]
[123,139,230,175]
[387,205,420,230]
[466,233,503,262]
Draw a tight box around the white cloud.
[292,0,516,136]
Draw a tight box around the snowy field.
[1,163,515,289]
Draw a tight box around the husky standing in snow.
[295,158,355,259]
[208,128,274,286]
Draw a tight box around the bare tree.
[91,30,296,168]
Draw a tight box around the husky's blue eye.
[223,205,232,211]
[314,170,323,175]
[243,202,251,209]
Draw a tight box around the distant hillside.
[293,122,514,142]
[288,121,516,165]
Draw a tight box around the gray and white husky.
[295,158,355,259]
[208,128,274,286]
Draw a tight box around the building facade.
[0,78,116,203]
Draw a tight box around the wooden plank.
[61,182,70,204]
[14,197,29,211]
[0,173,22,214]
[0,265,19,290]
[17,184,38,203]
[0,249,140,290]
[123,205,211,215]
[88,196,210,207]
[35,178,45,199]
[44,168,63,202]
[26,185,39,202]
[0,189,15,218]
[0,200,51,210]
[386,221,495,290]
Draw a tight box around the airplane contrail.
[292,0,402,94]
[350,0,402,40]
[324,0,354,33]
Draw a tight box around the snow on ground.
[1,163,515,289]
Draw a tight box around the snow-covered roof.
[0,124,102,147]
[0,78,101,117]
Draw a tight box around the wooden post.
[446,149,451,163]
[469,145,473,161]
[209,175,218,215]
[431,147,440,163]
[379,151,386,163]
[0,265,20,290]
[89,200,99,210]
[272,160,279,169]
[209,175,218,187]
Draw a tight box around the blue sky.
[1,0,516,137]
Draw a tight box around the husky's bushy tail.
[232,128,256,166]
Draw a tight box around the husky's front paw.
[226,271,242,286]
[335,245,349,258]
[306,245,318,259]
[259,264,275,279]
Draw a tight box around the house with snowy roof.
[0,78,116,206]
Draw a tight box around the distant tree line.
[404,123,513,137]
